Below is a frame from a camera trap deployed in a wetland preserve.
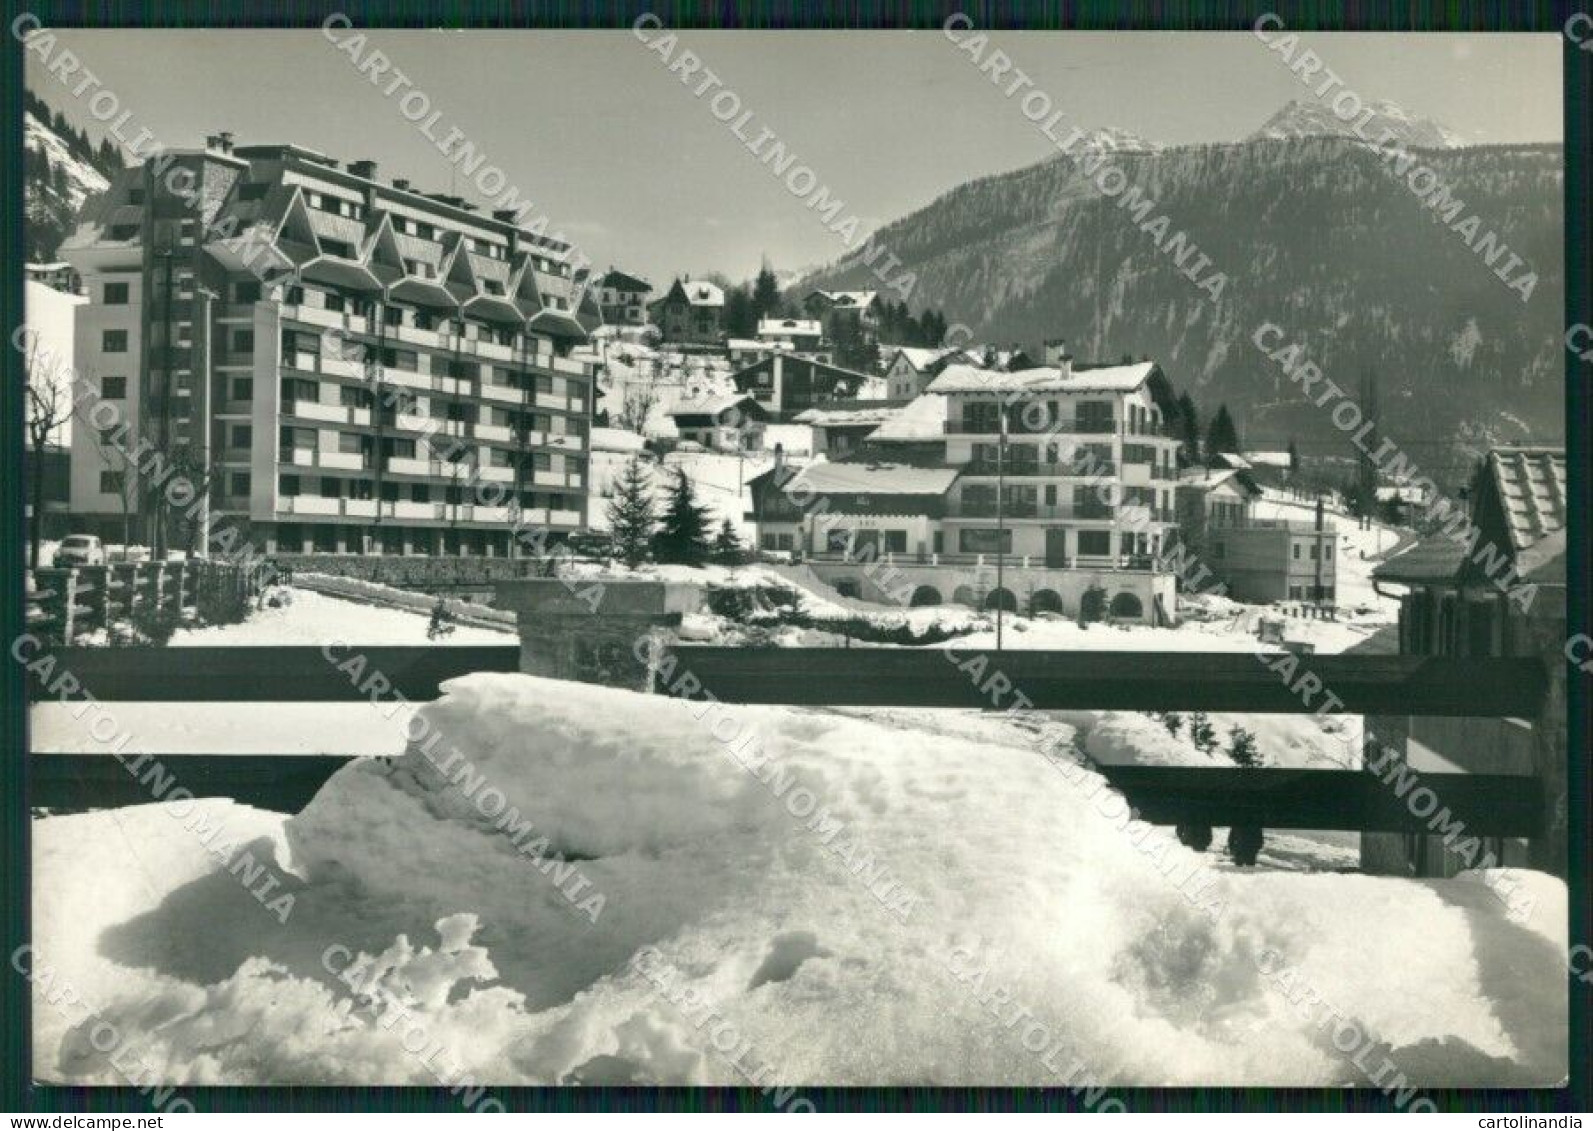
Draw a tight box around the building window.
[230,424,252,448]
[229,472,251,497]
[101,330,128,353]
[235,281,261,303]
[1292,542,1302,560]
[958,528,1011,555]
[232,329,254,353]
[99,470,124,493]
[1076,530,1112,557]
[231,377,253,401]
[100,375,127,399]
[103,282,130,305]
[323,292,346,313]
[279,474,300,496]
[384,306,403,326]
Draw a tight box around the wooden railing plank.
[23,645,1546,717]
[26,753,1543,835]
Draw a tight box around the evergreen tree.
[1204,404,1240,461]
[711,517,746,565]
[652,467,713,566]
[606,457,656,568]
[1227,726,1261,768]
[724,285,756,337]
[752,264,782,321]
[1287,436,1301,473]
[1174,392,1201,467]
[1188,712,1218,755]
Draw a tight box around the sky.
[30,28,1563,287]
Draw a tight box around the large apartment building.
[61,137,593,557]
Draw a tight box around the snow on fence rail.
[25,561,264,645]
[24,644,1550,835]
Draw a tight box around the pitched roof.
[775,461,959,496]
[1176,467,1260,496]
[794,400,909,428]
[1485,447,1565,552]
[867,393,949,442]
[927,360,1158,395]
[667,394,758,419]
[758,318,821,337]
[600,269,651,292]
[1372,534,1469,584]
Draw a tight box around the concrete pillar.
[493,578,701,692]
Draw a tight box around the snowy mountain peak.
[1249,98,1464,149]
[1076,126,1163,155]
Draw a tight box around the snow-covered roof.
[678,280,724,307]
[25,262,72,273]
[927,360,1158,395]
[1208,452,1252,470]
[781,462,958,496]
[758,318,821,338]
[794,402,905,428]
[826,290,876,309]
[888,346,960,372]
[589,426,648,453]
[1375,485,1430,504]
[1176,467,1259,496]
[1243,450,1293,468]
[726,338,777,352]
[867,393,948,443]
[668,394,758,419]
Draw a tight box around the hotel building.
[60,135,593,557]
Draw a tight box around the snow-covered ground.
[32,676,1567,1087]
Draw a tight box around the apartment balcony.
[280,495,342,517]
[944,418,1119,437]
[392,324,442,349]
[386,500,444,521]
[345,498,378,518]
[321,355,369,380]
[474,422,513,443]
[481,382,522,404]
[286,448,373,472]
[532,469,582,489]
[536,392,576,412]
[479,466,515,483]
[285,305,372,336]
[551,356,589,378]
[548,508,583,527]
[286,400,352,425]
[384,368,430,392]
[456,504,512,524]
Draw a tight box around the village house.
[795,400,909,460]
[648,278,724,345]
[1365,447,1567,879]
[1172,465,1336,604]
[596,269,652,327]
[757,317,825,354]
[745,459,956,568]
[731,353,876,417]
[666,393,768,453]
[803,289,883,344]
[882,345,967,400]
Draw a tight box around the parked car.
[53,534,105,567]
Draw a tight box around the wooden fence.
[25,561,264,645]
[25,644,1551,839]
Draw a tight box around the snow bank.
[32,677,1567,1088]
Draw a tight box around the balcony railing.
[945,418,1120,436]
[961,460,1118,478]
[948,501,1118,521]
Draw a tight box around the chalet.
[883,346,966,400]
[1366,447,1567,878]
[757,317,824,354]
[732,354,875,416]
[745,460,958,563]
[803,289,882,343]
[795,400,910,460]
[648,278,724,345]
[666,394,768,453]
[597,269,652,326]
